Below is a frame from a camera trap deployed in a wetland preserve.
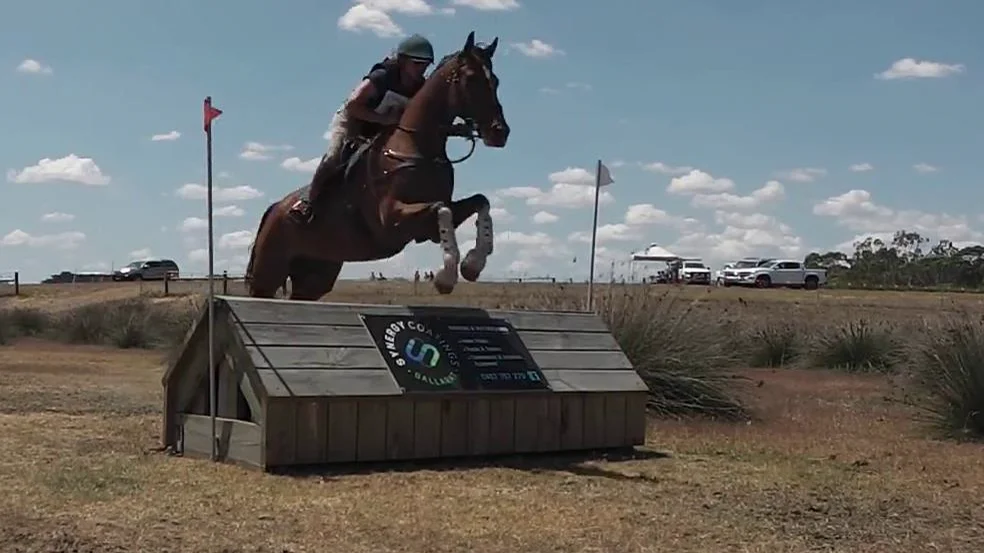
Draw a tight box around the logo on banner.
[381,319,460,388]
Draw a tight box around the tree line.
[804,230,984,290]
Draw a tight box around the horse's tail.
[244,201,278,291]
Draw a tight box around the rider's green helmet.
[396,34,434,62]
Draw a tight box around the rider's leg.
[290,125,347,222]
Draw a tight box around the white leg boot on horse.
[434,205,461,294]
[460,205,493,282]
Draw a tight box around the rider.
[290,34,438,224]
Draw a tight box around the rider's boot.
[289,154,340,224]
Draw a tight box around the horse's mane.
[433,44,493,75]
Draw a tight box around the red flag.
[203,97,222,132]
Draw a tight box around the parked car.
[722,259,826,290]
[717,257,774,286]
[113,258,180,281]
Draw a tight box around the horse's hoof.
[459,251,485,282]
[434,280,455,294]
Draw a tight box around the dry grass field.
[1,281,982,552]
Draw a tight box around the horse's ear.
[486,37,498,57]
[464,31,475,51]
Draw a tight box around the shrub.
[0,307,52,343]
[907,317,984,441]
[809,318,900,373]
[598,289,748,421]
[50,297,199,349]
[745,323,802,368]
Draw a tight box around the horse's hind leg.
[452,194,493,282]
[288,257,343,301]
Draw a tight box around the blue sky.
[1,0,981,283]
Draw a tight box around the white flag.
[597,161,614,187]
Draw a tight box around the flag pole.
[203,96,221,462]
[586,159,602,312]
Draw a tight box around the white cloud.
[6,154,110,186]
[338,4,403,37]
[568,223,641,244]
[175,183,264,202]
[641,161,693,176]
[624,204,698,228]
[532,211,558,224]
[16,59,52,75]
[691,180,785,210]
[670,213,804,266]
[215,205,246,217]
[849,162,874,172]
[489,207,513,222]
[667,169,734,195]
[218,230,254,250]
[813,189,982,244]
[129,248,152,259]
[450,0,519,10]
[876,58,965,80]
[178,217,208,232]
[40,212,75,223]
[239,141,293,161]
[913,162,939,174]
[151,130,181,141]
[497,166,615,209]
[1,229,85,248]
[510,39,563,58]
[774,167,826,182]
[281,156,321,172]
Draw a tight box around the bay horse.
[244,31,509,300]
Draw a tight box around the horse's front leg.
[451,194,493,282]
[433,203,461,294]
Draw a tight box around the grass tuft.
[746,323,802,368]
[907,316,984,441]
[598,288,748,421]
[809,318,900,373]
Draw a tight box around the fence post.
[164,272,170,295]
[222,271,228,295]
[14,272,19,296]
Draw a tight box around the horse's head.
[442,31,510,148]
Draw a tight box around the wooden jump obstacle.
[161,295,648,471]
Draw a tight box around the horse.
[244,31,509,301]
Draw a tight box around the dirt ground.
[1,331,981,552]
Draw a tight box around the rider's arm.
[343,71,398,125]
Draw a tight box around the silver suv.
[112,259,180,281]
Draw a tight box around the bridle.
[381,53,492,166]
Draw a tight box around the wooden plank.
[537,396,562,452]
[326,400,358,463]
[467,398,491,455]
[256,369,402,398]
[180,414,262,470]
[439,399,469,457]
[559,395,584,450]
[248,346,629,372]
[238,323,619,351]
[512,397,542,453]
[582,395,607,449]
[294,398,328,464]
[263,399,296,467]
[238,323,374,348]
[625,392,647,446]
[487,398,515,454]
[541,369,648,393]
[385,399,415,460]
[223,296,609,332]
[603,394,627,448]
[413,400,442,459]
[356,400,388,462]
[246,345,386,370]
